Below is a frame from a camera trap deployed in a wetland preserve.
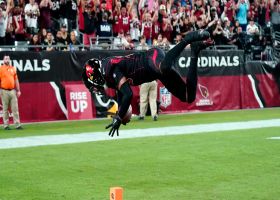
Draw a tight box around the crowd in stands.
[0,0,279,51]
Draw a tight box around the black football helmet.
[82,58,105,94]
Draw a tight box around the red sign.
[65,84,93,120]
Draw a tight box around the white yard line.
[268,137,280,139]
[0,119,279,150]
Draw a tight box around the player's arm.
[106,77,133,137]
[117,77,133,120]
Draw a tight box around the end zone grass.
[0,108,280,200]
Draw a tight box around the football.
[122,105,132,124]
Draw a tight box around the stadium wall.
[0,50,279,123]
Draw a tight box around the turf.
[0,108,280,200]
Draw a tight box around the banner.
[241,61,280,108]
[65,84,94,120]
[174,50,244,76]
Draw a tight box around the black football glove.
[105,115,122,137]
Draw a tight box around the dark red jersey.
[101,48,165,89]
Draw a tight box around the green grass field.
[0,108,280,200]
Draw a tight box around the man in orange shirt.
[0,55,23,130]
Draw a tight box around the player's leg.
[159,40,212,103]
[159,71,188,102]
[160,30,210,74]
[186,41,212,103]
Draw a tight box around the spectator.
[68,30,81,51]
[24,0,40,35]
[162,36,171,50]
[123,33,134,49]
[56,30,68,50]
[270,0,280,31]
[29,33,42,51]
[0,55,23,130]
[212,19,228,45]
[193,0,205,20]
[62,0,78,32]
[39,0,52,30]
[112,0,121,36]
[158,3,168,24]
[0,1,8,45]
[233,20,240,33]
[248,1,258,22]
[68,0,78,31]
[138,80,158,121]
[246,19,259,36]
[257,0,268,28]
[231,26,246,49]
[113,29,124,49]
[6,9,15,45]
[180,16,192,37]
[236,0,249,31]
[174,33,183,44]
[97,0,112,24]
[141,12,153,45]
[171,8,181,42]
[118,5,130,35]
[50,0,61,33]
[130,12,140,42]
[43,30,56,51]
[223,17,232,40]
[39,28,48,43]
[60,23,70,43]
[222,0,236,23]
[161,17,173,43]
[113,29,130,49]
[136,35,149,50]
[151,11,161,42]
[12,6,25,41]
[96,12,113,46]
[153,33,163,46]
[83,2,96,47]
[208,6,218,22]
[138,1,149,20]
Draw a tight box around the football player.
[82,30,212,136]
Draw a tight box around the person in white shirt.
[246,19,259,36]
[24,0,40,34]
[136,35,149,50]
[113,30,130,49]
[130,12,141,42]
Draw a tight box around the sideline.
[0,119,279,149]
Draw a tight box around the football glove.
[105,115,122,137]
